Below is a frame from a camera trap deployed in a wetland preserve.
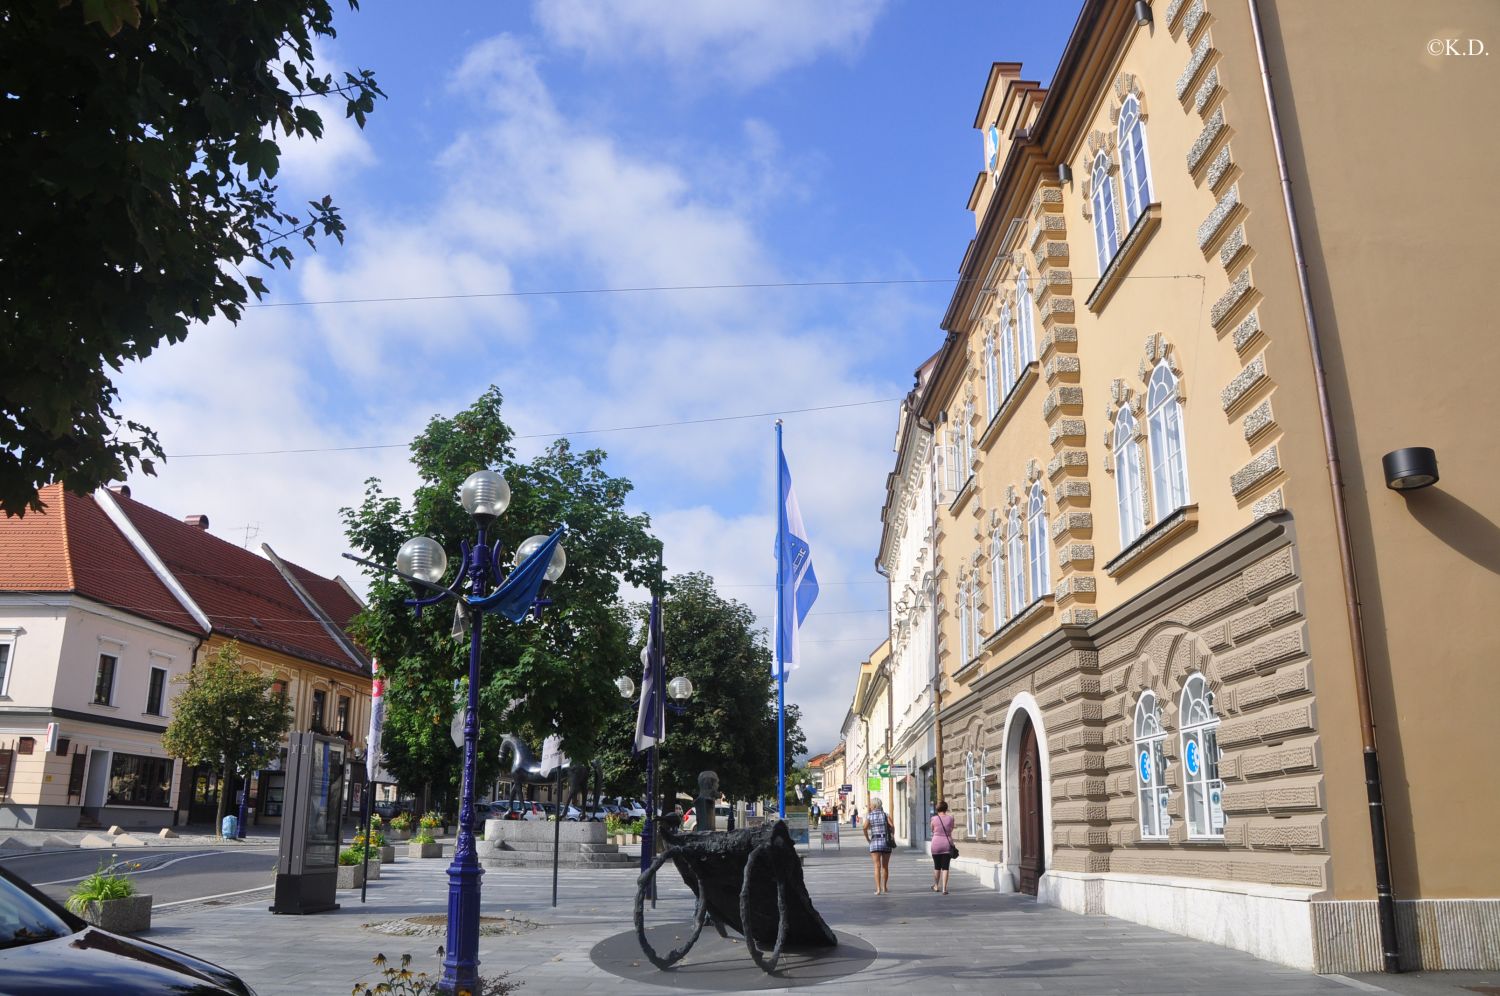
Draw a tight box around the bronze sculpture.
[497,733,603,821]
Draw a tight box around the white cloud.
[533,0,889,88]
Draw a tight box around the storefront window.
[107,753,173,807]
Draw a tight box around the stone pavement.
[134,840,1458,996]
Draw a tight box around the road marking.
[154,884,274,911]
[1323,976,1390,993]
[35,849,239,886]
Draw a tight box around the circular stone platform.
[588,921,876,991]
[362,914,538,937]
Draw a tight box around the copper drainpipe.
[1247,0,1400,972]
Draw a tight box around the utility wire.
[164,396,901,459]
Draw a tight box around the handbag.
[950,842,960,858]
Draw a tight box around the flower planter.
[336,863,365,890]
[387,828,410,842]
[78,894,153,934]
[363,858,381,881]
[379,845,396,863]
[409,841,443,859]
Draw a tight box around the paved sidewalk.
[134,842,1424,995]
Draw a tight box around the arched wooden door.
[1017,717,1045,896]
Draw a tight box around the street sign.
[889,763,910,777]
[840,784,853,793]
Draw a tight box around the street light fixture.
[346,468,565,996]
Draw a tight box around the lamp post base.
[439,837,484,994]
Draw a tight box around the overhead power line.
[165,396,902,459]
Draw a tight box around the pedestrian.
[930,800,956,895]
[863,796,892,894]
[850,804,859,828]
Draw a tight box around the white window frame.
[1016,269,1037,366]
[1118,95,1153,229]
[978,749,990,835]
[968,573,982,660]
[1114,408,1146,546]
[1027,482,1051,598]
[145,665,168,717]
[0,637,14,697]
[1006,506,1026,617]
[990,527,1006,630]
[962,400,976,481]
[1147,362,1191,518]
[1135,692,1170,840]
[999,303,1017,391]
[957,577,973,664]
[983,331,1000,421]
[1179,673,1225,839]
[1091,151,1120,272]
[93,653,118,706]
[964,752,979,837]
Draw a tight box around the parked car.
[504,801,545,821]
[0,865,256,995]
[372,800,400,821]
[614,797,646,818]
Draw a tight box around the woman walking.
[930,800,956,894]
[863,796,893,894]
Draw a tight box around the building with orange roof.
[0,485,372,830]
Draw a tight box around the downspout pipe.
[1247,0,1400,973]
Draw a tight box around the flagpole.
[776,420,787,821]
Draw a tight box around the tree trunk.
[214,754,231,837]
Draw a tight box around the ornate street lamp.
[347,468,566,996]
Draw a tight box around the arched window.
[1016,269,1037,366]
[983,330,1000,421]
[1134,692,1169,840]
[1179,673,1224,838]
[990,526,1006,630]
[999,303,1017,391]
[1147,362,1191,517]
[1091,151,1120,272]
[964,752,979,837]
[1118,95,1153,229]
[1007,505,1026,616]
[1027,482,1051,598]
[1114,407,1146,546]
[978,749,990,835]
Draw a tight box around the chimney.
[109,484,131,499]
[183,514,210,530]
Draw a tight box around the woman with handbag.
[863,796,893,895]
[930,800,957,894]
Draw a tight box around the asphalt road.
[0,846,279,907]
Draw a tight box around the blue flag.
[776,440,819,680]
[634,595,664,753]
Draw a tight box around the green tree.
[595,572,807,811]
[161,642,293,836]
[342,387,661,814]
[0,0,383,516]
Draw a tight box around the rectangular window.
[336,695,351,735]
[106,752,173,808]
[93,653,117,705]
[146,667,167,716]
[0,642,11,695]
[0,749,12,798]
[311,689,327,732]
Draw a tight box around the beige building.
[903,0,1500,973]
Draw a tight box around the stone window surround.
[1105,504,1200,579]
[953,594,1058,685]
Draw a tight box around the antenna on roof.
[234,523,261,548]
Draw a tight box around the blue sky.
[117,1,1079,758]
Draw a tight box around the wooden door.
[1017,718,1044,896]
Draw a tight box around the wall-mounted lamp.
[1382,447,1439,491]
[1057,162,1073,184]
[1134,1,1153,26]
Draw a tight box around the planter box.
[409,841,443,859]
[336,863,365,890]
[387,828,410,842]
[78,894,153,934]
[379,845,396,863]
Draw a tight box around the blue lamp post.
[361,469,567,996]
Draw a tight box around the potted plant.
[408,830,442,859]
[388,812,412,841]
[337,848,366,889]
[419,811,443,835]
[67,859,151,934]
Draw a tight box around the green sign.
[876,762,891,778]
[867,775,881,791]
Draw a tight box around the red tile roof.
[108,492,368,677]
[0,486,200,636]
